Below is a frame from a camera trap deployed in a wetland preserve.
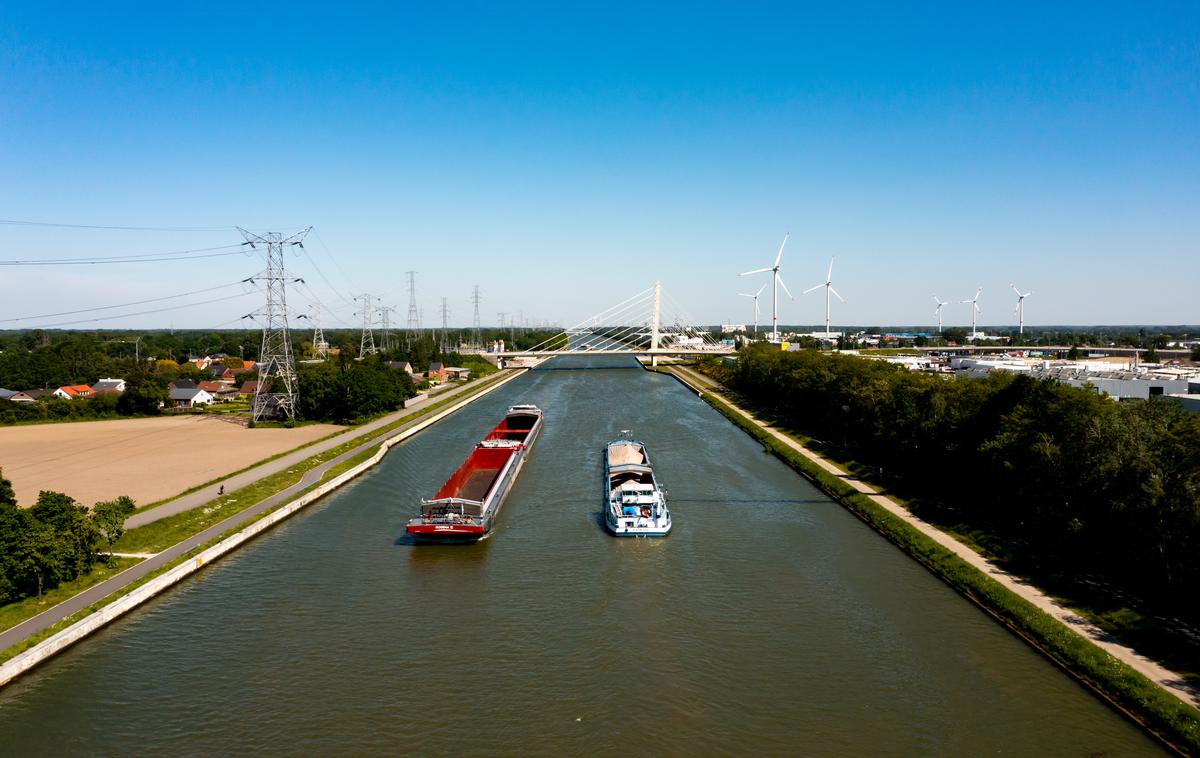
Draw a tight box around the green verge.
[672,369,1200,755]
[0,557,142,635]
[114,371,514,554]
[0,370,519,667]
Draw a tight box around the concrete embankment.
[0,368,528,689]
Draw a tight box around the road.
[0,372,517,655]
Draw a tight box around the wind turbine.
[1011,283,1033,338]
[738,233,794,343]
[960,287,982,339]
[738,283,767,336]
[932,295,951,333]
[803,257,846,338]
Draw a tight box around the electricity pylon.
[239,226,309,422]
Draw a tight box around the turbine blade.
[830,286,846,303]
[827,256,835,282]
[777,274,795,300]
[738,293,755,299]
[802,283,823,295]
[739,267,771,276]
[932,294,941,304]
[774,232,790,267]
[755,283,766,297]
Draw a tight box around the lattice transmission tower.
[471,285,482,348]
[405,271,420,348]
[239,227,309,423]
[302,303,328,358]
[355,293,377,357]
[440,297,450,353]
[380,305,399,353]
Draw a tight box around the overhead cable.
[0,281,250,323]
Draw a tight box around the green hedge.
[694,385,1200,754]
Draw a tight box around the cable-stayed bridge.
[490,281,733,364]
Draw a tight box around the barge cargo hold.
[406,404,544,543]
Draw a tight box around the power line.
[0,219,235,232]
[0,280,249,323]
[33,291,255,329]
[0,244,250,266]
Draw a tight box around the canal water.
[0,357,1161,755]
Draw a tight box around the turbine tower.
[803,257,846,339]
[1011,283,1033,338]
[932,295,950,334]
[738,283,766,336]
[738,233,793,343]
[239,226,309,423]
[961,287,982,340]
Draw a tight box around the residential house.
[199,381,238,402]
[239,380,261,397]
[169,387,214,408]
[91,378,126,394]
[428,362,446,382]
[54,385,96,400]
[169,379,198,391]
[0,388,16,401]
[208,363,237,382]
[385,361,414,375]
[9,389,54,403]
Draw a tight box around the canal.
[0,357,1161,755]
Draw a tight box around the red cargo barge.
[406,404,544,543]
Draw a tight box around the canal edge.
[655,364,1200,755]
[0,368,531,691]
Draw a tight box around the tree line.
[718,344,1200,620]
[0,470,135,604]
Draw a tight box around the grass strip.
[114,371,512,554]
[0,371,517,667]
[684,373,1200,755]
[0,558,142,636]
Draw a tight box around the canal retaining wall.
[0,368,529,689]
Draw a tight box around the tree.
[0,467,15,507]
[92,496,136,559]
[118,369,167,416]
[1144,346,1159,363]
[30,490,100,579]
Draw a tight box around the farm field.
[0,415,341,507]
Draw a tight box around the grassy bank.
[669,369,1200,754]
[0,557,142,636]
[115,371,513,554]
[0,370,518,667]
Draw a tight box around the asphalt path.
[125,380,483,529]
[0,373,513,654]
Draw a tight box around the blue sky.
[2,3,1197,330]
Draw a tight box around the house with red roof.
[54,384,96,400]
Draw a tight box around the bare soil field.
[0,416,342,507]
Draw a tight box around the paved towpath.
[667,364,1200,710]
[127,379,486,528]
[0,370,523,655]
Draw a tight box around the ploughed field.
[0,415,341,507]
